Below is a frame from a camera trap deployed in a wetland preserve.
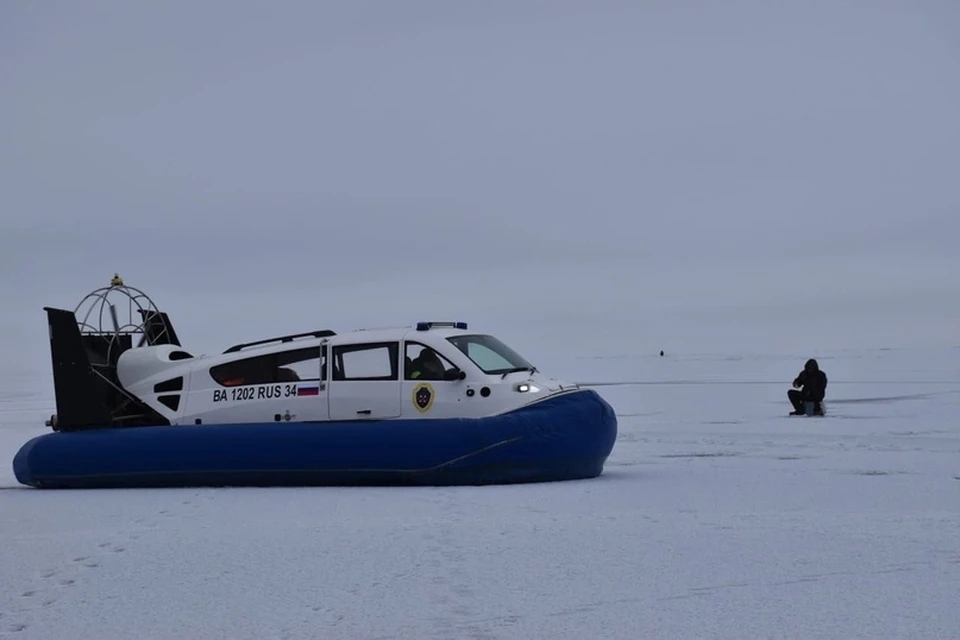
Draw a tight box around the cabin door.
[277,343,330,421]
[327,341,402,421]
[400,340,467,418]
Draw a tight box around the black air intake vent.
[157,395,181,412]
[154,377,184,393]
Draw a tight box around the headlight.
[515,383,540,393]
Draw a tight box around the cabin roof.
[218,323,475,358]
[333,325,470,345]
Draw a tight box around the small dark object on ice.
[659,350,664,357]
[788,358,827,416]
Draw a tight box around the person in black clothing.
[408,348,446,380]
[788,358,827,415]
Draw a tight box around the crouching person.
[789,358,827,416]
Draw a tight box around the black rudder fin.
[138,309,181,346]
[44,307,113,431]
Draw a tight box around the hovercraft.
[12,276,618,488]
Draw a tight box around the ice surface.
[3,1,960,636]
[2,347,958,639]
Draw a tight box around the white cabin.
[114,321,580,426]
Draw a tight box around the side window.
[210,346,324,387]
[278,345,326,382]
[404,342,457,380]
[332,342,398,381]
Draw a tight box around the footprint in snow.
[71,556,99,568]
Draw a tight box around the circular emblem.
[412,382,435,413]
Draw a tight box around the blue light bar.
[415,321,468,331]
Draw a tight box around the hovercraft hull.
[13,389,617,489]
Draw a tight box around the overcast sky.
[2,1,959,364]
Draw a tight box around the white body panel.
[179,374,330,425]
[115,344,193,390]
[115,322,579,426]
[399,378,467,419]
[328,382,399,420]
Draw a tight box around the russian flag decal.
[297,384,320,396]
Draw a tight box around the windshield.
[446,334,535,375]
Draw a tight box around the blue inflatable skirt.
[13,389,618,489]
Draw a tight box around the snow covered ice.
[2,346,959,639]
[3,1,960,637]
